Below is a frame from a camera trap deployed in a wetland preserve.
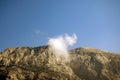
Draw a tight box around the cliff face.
[0,46,120,80]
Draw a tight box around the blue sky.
[0,0,120,53]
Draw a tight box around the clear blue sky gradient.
[0,0,120,52]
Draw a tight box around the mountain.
[0,46,120,80]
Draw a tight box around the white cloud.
[48,33,77,58]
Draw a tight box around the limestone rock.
[0,46,120,80]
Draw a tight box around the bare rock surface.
[0,46,120,80]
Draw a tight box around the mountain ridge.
[0,46,120,80]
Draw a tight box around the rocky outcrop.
[70,47,120,80]
[0,46,120,80]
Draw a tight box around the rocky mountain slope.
[0,46,120,80]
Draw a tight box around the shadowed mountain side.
[0,46,120,80]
